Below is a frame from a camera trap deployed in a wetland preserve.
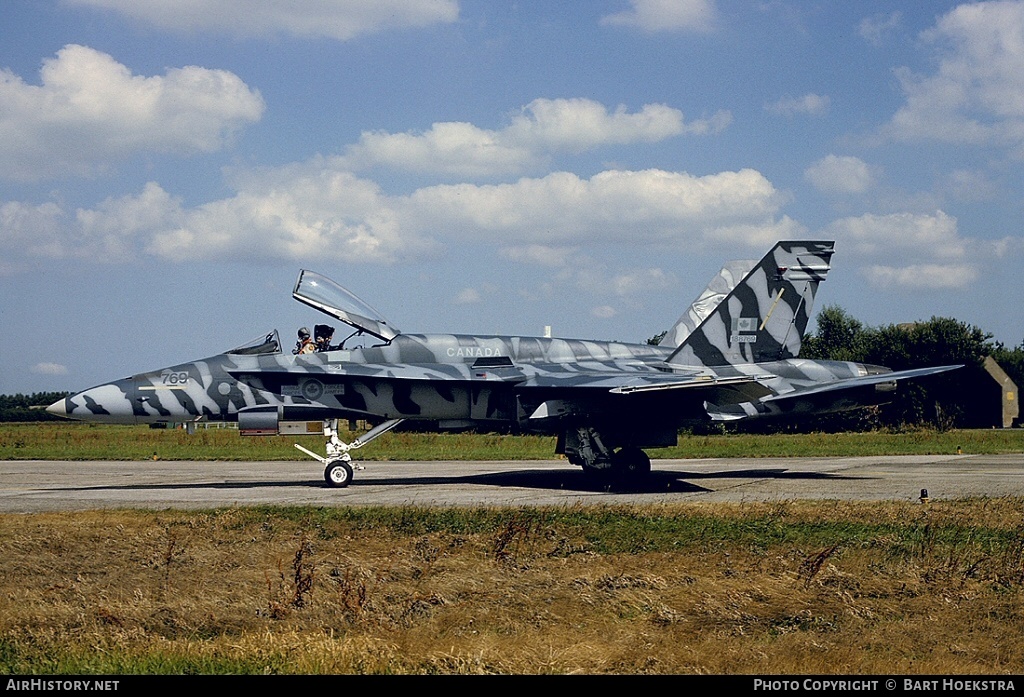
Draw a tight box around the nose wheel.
[324,459,354,488]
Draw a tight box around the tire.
[324,460,354,488]
[613,447,651,478]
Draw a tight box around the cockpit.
[224,272,398,357]
[292,270,400,349]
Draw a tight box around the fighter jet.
[48,241,961,487]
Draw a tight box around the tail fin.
[666,241,835,367]
[661,259,757,349]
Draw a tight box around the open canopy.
[292,270,400,343]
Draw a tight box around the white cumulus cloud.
[805,155,877,194]
[0,45,264,181]
[601,0,717,33]
[862,263,978,290]
[404,168,788,246]
[609,268,671,296]
[4,163,794,267]
[0,88,794,270]
[884,1,1024,155]
[145,168,428,264]
[344,98,728,177]
[765,93,830,117]
[824,210,976,289]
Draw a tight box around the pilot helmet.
[298,327,310,339]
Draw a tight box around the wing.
[515,366,776,423]
[518,370,771,395]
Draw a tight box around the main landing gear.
[295,418,404,488]
[563,426,652,483]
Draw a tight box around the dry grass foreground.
[3,500,1024,675]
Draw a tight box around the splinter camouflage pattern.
[49,241,962,484]
[661,259,755,349]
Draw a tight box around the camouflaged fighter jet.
[48,240,962,487]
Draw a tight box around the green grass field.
[1,421,1022,461]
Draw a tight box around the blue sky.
[3,0,1024,395]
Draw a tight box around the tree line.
[799,306,1021,431]
[0,392,71,422]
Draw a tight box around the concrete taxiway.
[1,454,1023,512]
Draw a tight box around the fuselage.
[47,331,887,430]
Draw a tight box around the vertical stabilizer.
[666,241,834,366]
[661,259,757,349]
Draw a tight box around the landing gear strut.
[295,418,404,488]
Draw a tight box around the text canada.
[446,347,503,358]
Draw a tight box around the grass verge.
[3,500,1024,674]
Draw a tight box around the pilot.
[293,327,315,355]
[314,324,336,352]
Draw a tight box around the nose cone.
[48,380,139,424]
[46,398,69,417]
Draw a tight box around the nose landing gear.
[294,418,404,488]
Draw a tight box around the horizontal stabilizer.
[763,364,964,404]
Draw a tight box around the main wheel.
[324,460,354,488]
[612,447,651,478]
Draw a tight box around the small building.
[983,356,1019,428]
